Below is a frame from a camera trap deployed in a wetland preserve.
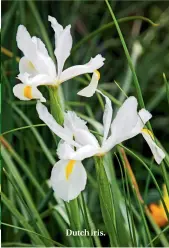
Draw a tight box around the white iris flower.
[36,93,165,201]
[13,16,105,102]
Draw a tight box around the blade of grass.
[11,103,55,165]
[118,148,153,246]
[0,136,45,197]
[72,16,158,53]
[120,145,169,231]
[114,153,137,246]
[1,193,45,246]
[1,1,18,43]
[78,194,94,247]
[1,222,65,247]
[2,145,53,246]
[163,73,169,105]
[104,0,147,113]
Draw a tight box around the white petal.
[19,57,38,76]
[102,97,138,152]
[141,131,165,164]
[131,109,152,136]
[97,90,113,143]
[59,54,105,83]
[71,145,98,160]
[17,72,31,84]
[64,111,88,132]
[13,84,29,101]
[17,73,54,86]
[50,160,87,202]
[16,25,36,62]
[17,25,56,79]
[48,15,63,46]
[111,97,138,141]
[57,141,98,160]
[30,74,55,86]
[36,102,80,148]
[32,36,49,57]
[77,71,100,97]
[34,52,56,79]
[55,25,72,77]
[57,141,74,160]
[73,129,100,148]
[13,84,46,102]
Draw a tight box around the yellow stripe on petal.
[142,128,154,140]
[65,160,76,180]
[28,61,35,70]
[94,70,100,80]
[24,86,33,99]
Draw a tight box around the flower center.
[96,152,105,157]
[24,86,32,99]
[95,70,100,80]
[65,160,76,180]
[142,128,154,140]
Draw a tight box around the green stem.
[48,86,82,245]
[65,199,83,247]
[48,87,64,125]
[95,156,118,247]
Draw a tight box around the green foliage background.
[1,0,169,247]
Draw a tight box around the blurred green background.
[1,0,169,247]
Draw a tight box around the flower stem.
[94,156,118,247]
[48,86,83,245]
[48,87,64,125]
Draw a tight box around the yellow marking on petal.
[28,61,35,70]
[142,128,154,140]
[24,86,33,99]
[94,70,100,80]
[65,160,76,180]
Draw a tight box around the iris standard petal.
[50,160,87,202]
[16,25,36,62]
[97,90,113,144]
[102,97,138,152]
[55,25,72,77]
[73,129,100,148]
[32,36,49,57]
[141,130,165,164]
[17,25,56,79]
[111,97,138,142]
[77,70,100,97]
[59,54,105,83]
[36,102,80,148]
[64,111,88,132]
[48,15,63,46]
